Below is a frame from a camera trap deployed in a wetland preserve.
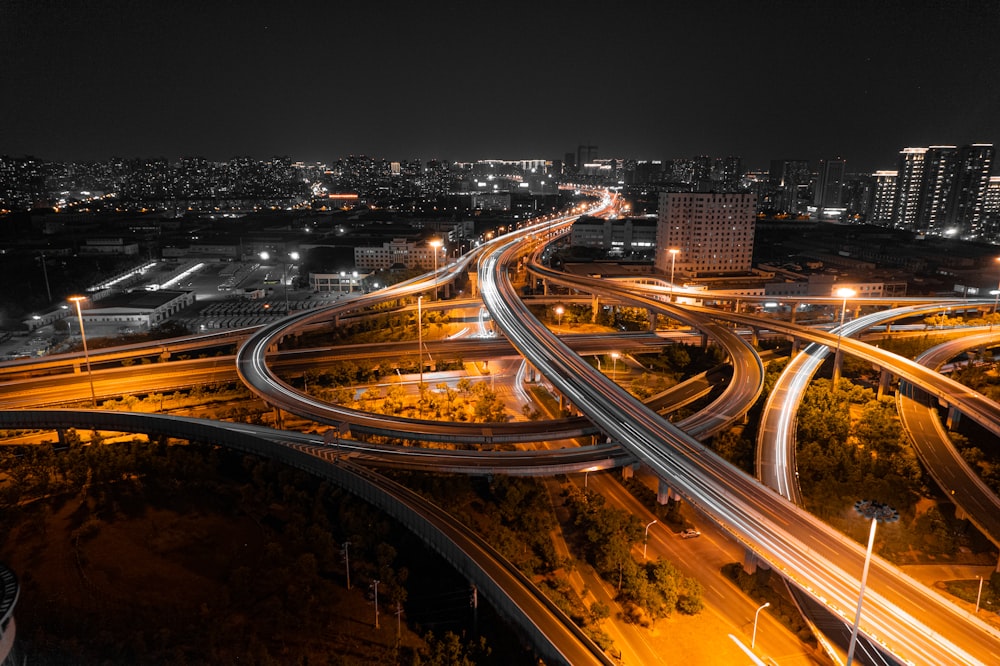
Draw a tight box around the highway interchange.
[3,190,1000,663]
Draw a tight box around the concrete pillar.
[750,328,759,347]
[832,347,843,386]
[954,504,968,521]
[648,310,657,331]
[621,464,634,480]
[743,549,771,575]
[591,294,600,322]
[791,338,801,356]
[700,332,709,349]
[876,369,891,400]
[790,304,798,324]
[946,405,962,430]
[468,271,478,297]
[542,279,549,296]
[657,479,671,505]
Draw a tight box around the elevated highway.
[481,227,1000,664]
[0,408,610,665]
[897,331,1000,547]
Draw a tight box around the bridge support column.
[791,338,801,356]
[656,479,682,505]
[700,332,709,349]
[621,463,638,480]
[591,295,600,323]
[832,348,844,386]
[790,305,798,325]
[750,328,759,347]
[648,310,657,331]
[877,369,892,400]
[955,504,968,521]
[542,279,549,296]
[743,549,771,575]
[946,405,962,430]
[468,271,478,297]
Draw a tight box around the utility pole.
[396,601,402,648]
[372,579,380,629]
[342,541,351,590]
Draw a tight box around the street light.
[751,601,770,650]
[554,305,564,327]
[611,351,620,382]
[285,251,299,313]
[832,287,856,386]
[429,238,442,300]
[417,296,424,388]
[976,574,984,613]
[260,250,299,313]
[643,519,657,559]
[668,248,680,301]
[68,296,97,408]
[846,500,899,666]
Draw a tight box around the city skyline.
[3,1,999,171]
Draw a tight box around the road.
[478,220,1000,665]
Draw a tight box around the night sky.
[3,0,999,171]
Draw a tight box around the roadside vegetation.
[0,437,515,664]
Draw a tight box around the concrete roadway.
[897,330,1000,547]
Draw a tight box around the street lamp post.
[417,296,424,388]
[429,238,442,300]
[68,296,97,408]
[285,251,299,313]
[643,519,657,559]
[751,601,770,650]
[846,500,899,666]
[976,574,984,613]
[668,248,680,301]
[554,305,564,328]
[372,579,380,629]
[611,351,620,382]
[259,250,299,312]
[991,287,1000,331]
[832,287,856,386]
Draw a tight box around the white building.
[655,192,756,277]
[354,239,444,270]
[75,289,195,330]
[309,270,371,294]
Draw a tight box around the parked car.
[680,528,701,539]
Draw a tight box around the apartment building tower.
[656,192,756,277]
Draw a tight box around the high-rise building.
[984,176,1000,217]
[877,144,994,237]
[655,191,756,277]
[871,171,898,224]
[814,158,847,210]
[951,144,995,237]
[768,159,811,213]
[891,147,927,230]
[916,146,958,232]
